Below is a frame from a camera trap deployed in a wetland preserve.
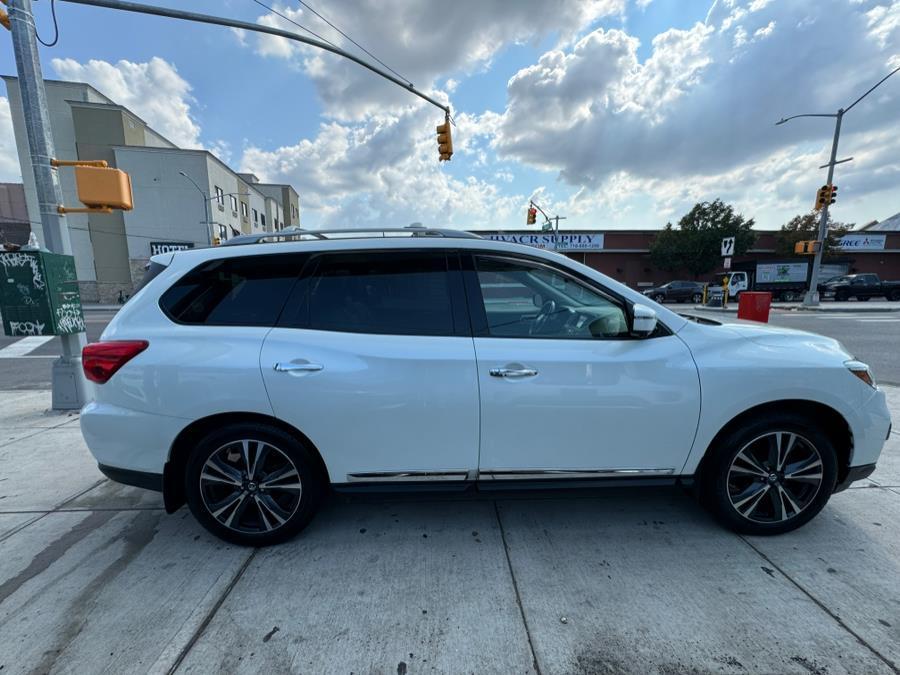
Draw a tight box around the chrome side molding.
[346,470,469,483]
[478,468,676,481]
[346,468,676,482]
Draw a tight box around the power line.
[249,0,337,51]
[295,0,412,87]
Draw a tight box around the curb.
[692,305,900,314]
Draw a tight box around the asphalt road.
[0,306,898,389]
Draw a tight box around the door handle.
[273,362,324,373]
[490,367,538,378]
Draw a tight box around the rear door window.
[283,251,460,336]
[160,253,307,326]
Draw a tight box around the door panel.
[467,253,701,477]
[475,336,701,474]
[260,250,479,484]
[261,330,479,483]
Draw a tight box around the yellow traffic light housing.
[52,159,134,214]
[436,115,453,162]
[814,184,837,211]
[527,206,537,225]
[794,240,820,255]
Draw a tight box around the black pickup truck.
[820,273,900,301]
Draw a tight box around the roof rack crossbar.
[220,227,483,246]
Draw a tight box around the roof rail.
[220,227,483,247]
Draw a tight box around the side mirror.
[631,303,658,337]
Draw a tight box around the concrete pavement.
[0,389,899,674]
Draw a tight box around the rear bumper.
[98,463,163,492]
[834,463,876,493]
[80,401,184,474]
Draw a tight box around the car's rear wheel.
[835,290,849,301]
[858,296,870,301]
[700,413,837,535]
[691,292,703,304]
[185,423,324,546]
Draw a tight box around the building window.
[230,194,239,213]
[252,208,258,223]
[261,214,267,228]
[241,202,248,218]
[215,186,224,205]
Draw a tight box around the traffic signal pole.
[804,110,842,307]
[8,0,88,409]
[776,64,900,307]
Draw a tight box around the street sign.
[723,257,731,270]
[721,237,735,256]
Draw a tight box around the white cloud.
[51,57,202,148]
[0,97,21,183]
[240,105,525,229]
[492,0,900,214]
[247,0,625,119]
[866,1,900,48]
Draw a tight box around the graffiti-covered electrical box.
[0,250,85,337]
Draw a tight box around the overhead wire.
[249,0,340,51]
[294,0,413,87]
[35,0,60,47]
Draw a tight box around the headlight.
[845,360,876,388]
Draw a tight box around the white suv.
[80,228,892,546]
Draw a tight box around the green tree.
[774,212,853,257]
[649,199,757,277]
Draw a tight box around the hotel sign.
[836,234,886,251]
[485,233,604,252]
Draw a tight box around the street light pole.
[178,171,212,246]
[8,0,87,409]
[776,64,900,306]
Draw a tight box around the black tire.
[654,294,666,303]
[691,293,703,304]
[835,290,849,301]
[699,412,837,535]
[890,290,900,302]
[857,296,870,302]
[185,422,325,546]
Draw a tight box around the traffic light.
[814,184,837,211]
[794,240,820,255]
[526,206,537,225]
[436,116,453,162]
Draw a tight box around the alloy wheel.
[199,439,303,533]
[726,431,824,524]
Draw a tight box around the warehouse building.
[477,228,900,290]
[3,77,300,302]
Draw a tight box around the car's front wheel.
[700,413,837,535]
[654,294,666,303]
[691,292,703,304]
[185,423,324,546]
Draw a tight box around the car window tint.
[160,254,305,326]
[475,256,628,339]
[306,252,454,336]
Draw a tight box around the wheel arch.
[694,399,853,486]
[162,412,330,513]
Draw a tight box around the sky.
[0,0,898,231]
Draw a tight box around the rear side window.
[134,261,167,295]
[288,251,455,336]
[160,254,307,326]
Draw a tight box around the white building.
[3,77,300,302]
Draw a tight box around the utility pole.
[777,64,900,306]
[178,171,212,246]
[9,0,87,409]
[528,200,566,252]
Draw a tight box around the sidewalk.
[1,389,898,673]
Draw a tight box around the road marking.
[0,336,55,358]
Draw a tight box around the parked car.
[641,280,705,304]
[80,229,891,546]
[820,273,900,301]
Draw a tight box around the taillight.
[82,340,149,384]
